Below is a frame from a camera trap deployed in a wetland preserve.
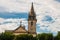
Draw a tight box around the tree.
[53,32,60,40]
[0,32,15,40]
[33,36,37,40]
[54,36,58,40]
[37,33,53,40]
[16,34,36,40]
[46,33,53,40]
[37,33,47,40]
[16,34,27,40]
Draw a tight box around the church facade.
[5,3,37,36]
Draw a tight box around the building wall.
[13,33,28,35]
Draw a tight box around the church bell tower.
[28,2,37,34]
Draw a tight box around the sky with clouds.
[0,0,60,35]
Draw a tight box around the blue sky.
[0,12,28,19]
[0,0,60,36]
[55,0,60,2]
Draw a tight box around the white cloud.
[34,0,60,33]
[0,18,5,22]
[0,18,27,33]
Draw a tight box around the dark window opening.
[31,22,33,26]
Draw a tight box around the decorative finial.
[20,21,22,26]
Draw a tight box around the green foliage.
[37,33,47,40]
[54,36,58,40]
[0,32,60,40]
[56,32,60,40]
[53,32,60,40]
[37,33,53,40]
[0,32,15,40]
[15,34,36,40]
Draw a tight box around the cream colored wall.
[28,20,36,33]
[13,33,28,35]
[13,32,37,37]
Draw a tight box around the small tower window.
[31,22,33,26]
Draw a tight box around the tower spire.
[31,2,34,11]
[28,2,36,20]
[30,2,36,16]
[28,2,37,34]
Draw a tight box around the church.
[5,3,37,36]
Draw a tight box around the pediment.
[13,26,27,33]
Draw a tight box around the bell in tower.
[28,2,37,34]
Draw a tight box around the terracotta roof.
[13,25,28,33]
